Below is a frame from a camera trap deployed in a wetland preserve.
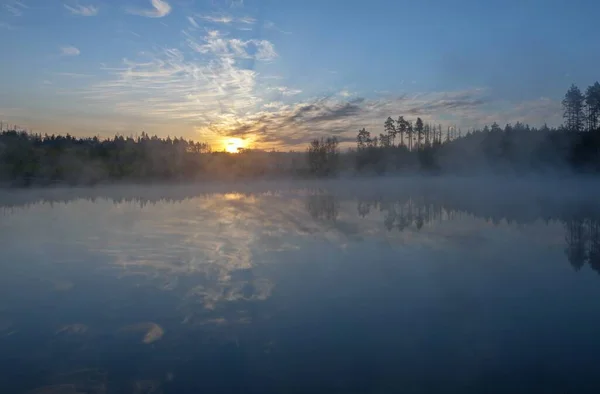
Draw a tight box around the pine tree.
[585,82,600,132]
[384,117,396,147]
[415,118,424,150]
[407,121,414,151]
[396,116,406,147]
[563,84,585,132]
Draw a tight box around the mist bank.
[3,177,600,273]
[1,127,600,188]
[2,175,600,210]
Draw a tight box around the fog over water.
[2,177,600,393]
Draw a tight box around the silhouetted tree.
[396,116,406,147]
[357,128,371,150]
[307,136,339,176]
[384,117,396,147]
[415,118,424,150]
[585,82,600,132]
[563,84,586,132]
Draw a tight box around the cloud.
[0,22,14,29]
[199,90,506,148]
[187,16,199,28]
[269,86,302,97]
[127,0,171,18]
[54,72,92,78]
[80,47,259,137]
[198,14,233,24]
[60,46,81,56]
[197,14,255,25]
[264,21,291,35]
[186,29,277,61]
[3,1,27,16]
[64,3,99,16]
[238,16,255,24]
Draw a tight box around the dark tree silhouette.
[384,117,396,147]
[307,137,339,176]
[415,118,424,150]
[585,82,600,132]
[357,128,371,150]
[396,116,406,148]
[563,84,586,132]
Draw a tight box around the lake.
[2,178,600,393]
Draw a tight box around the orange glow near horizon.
[224,137,248,153]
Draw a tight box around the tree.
[490,122,502,133]
[384,117,396,147]
[415,118,424,150]
[396,116,406,147]
[407,121,414,151]
[357,128,370,150]
[379,133,391,148]
[585,82,600,132]
[307,136,339,176]
[324,136,339,174]
[563,84,585,132]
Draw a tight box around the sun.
[224,137,247,153]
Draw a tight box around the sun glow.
[224,137,248,153]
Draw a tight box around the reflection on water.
[2,179,600,393]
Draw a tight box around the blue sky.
[1,0,599,150]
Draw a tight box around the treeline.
[0,131,307,186]
[307,81,600,176]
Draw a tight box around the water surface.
[2,178,600,393]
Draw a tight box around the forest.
[1,82,600,186]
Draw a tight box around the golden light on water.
[224,137,247,153]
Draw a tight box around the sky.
[1,0,599,150]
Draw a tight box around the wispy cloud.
[186,29,277,61]
[199,90,501,147]
[187,16,199,28]
[81,47,260,135]
[197,14,255,25]
[64,3,99,16]
[3,1,27,16]
[197,14,233,24]
[60,46,81,56]
[269,86,302,97]
[264,21,291,35]
[54,72,92,78]
[0,22,14,30]
[127,0,171,18]
[238,16,255,24]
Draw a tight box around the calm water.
[2,178,600,393]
